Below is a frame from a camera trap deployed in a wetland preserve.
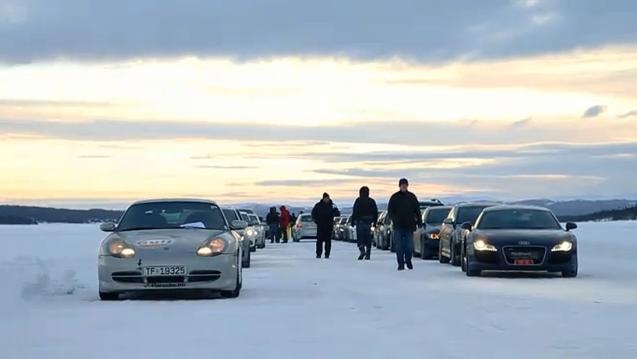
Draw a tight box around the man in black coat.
[387,178,422,270]
[311,193,340,259]
[351,186,379,260]
[265,207,280,243]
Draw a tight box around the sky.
[1,0,636,209]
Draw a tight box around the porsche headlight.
[473,239,497,252]
[429,233,440,240]
[107,239,136,258]
[245,228,257,237]
[197,237,227,257]
[551,241,573,252]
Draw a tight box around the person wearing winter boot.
[351,186,378,260]
[387,178,422,270]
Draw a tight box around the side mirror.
[443,218,454,225]
[461,222,473,231]
[100,222,117,232]
[565,222,578,231]
[231,220,249,230]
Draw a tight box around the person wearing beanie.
[311,192,340,258]
[351,186,379,260]
[387,178,422,270]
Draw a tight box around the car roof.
[453,202,500,208]
[131,198,219,206]
[425,205,452,211]
[482,205,553,212]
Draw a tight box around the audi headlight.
[429,233,440,240]
[473,239,497,252]
[551,241,573,252]
[197,237,227,257]
[107,239,136,258]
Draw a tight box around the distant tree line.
[559,205,637,222]
[0,205,123,225]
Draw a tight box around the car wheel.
[243,247,251,268]
[466,267,481,277]
[439,241,450,263]
[99,291,120,301]
[562,261,578,278]
[420,239,429,259]
[450,238,461,266]
[250,246,256,252]
[460,244,468,272]
[221,269,242,298]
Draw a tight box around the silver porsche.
[97,199,247,300]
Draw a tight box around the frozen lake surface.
[1,221,636,358]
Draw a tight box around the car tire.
[243,248,251,268]
[450,238,461,266]
[420,239,429,259]
[221,269,242,298]
[439,242,450,263]
[99,291,120,301]
[466,267,481,277]
[460,244,468,273]
[562,264,578,278]
[250,246,256,253]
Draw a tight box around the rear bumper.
[98,253,239,293]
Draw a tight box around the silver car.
[97,199,246,300]
[222,208,251,267]
[245,214,266,249]
[293,213,317,241]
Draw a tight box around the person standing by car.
[266,207,280,243]
[351,186,379,260]
[312,193,339,259]
[387,178,422,270]
[280,206,291,243]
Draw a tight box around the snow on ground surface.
[1,221,636,359]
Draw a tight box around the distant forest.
[559,205,637,222]
[0,206,123,225]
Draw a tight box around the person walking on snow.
[351,186,379,260]
[387,178,422,270]
[280,206,291,243]
[312,193,340,259]
[266,207,280,243]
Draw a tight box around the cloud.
[511,117,533,127]
[77,155,112,159]
[255,179,353,187]
[1,0,636,63]
[582,105,606,118]
[3,118,636,147]
[618,110,637,118]
[195,165,256,170]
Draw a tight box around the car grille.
[147,276,186,284]
[188,270,222,283]
[112,271,144,283]
[503,246,546,265]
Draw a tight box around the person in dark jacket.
[266,207,280,243]
[311,193,340,259]
[387,178,422,270]
[351,186,379,260]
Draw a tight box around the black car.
[461,206,578,277]
[414,206,452,259]
[439,202,498,266]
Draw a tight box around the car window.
[118,202,226,231]
[457,206,489,225]
[223,209,239,222]
[425,208,451,224]
[248,215,260,225]
[300,215,313,222]
[477,209,561,230]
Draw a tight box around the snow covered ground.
[1,221,636,359]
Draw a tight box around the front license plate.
[514,259,534,265]
[143,265,187,276]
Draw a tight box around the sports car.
[97,199,246,300]
[461,205,578,277]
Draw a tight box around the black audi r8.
[461,205,578,278]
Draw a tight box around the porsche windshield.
[477,209,561,230]
[118,202,227,231]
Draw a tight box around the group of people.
[310,178,421,271]
[265,205,299,244]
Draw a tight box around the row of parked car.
[97,199,275,300]
[333,200,579,278]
